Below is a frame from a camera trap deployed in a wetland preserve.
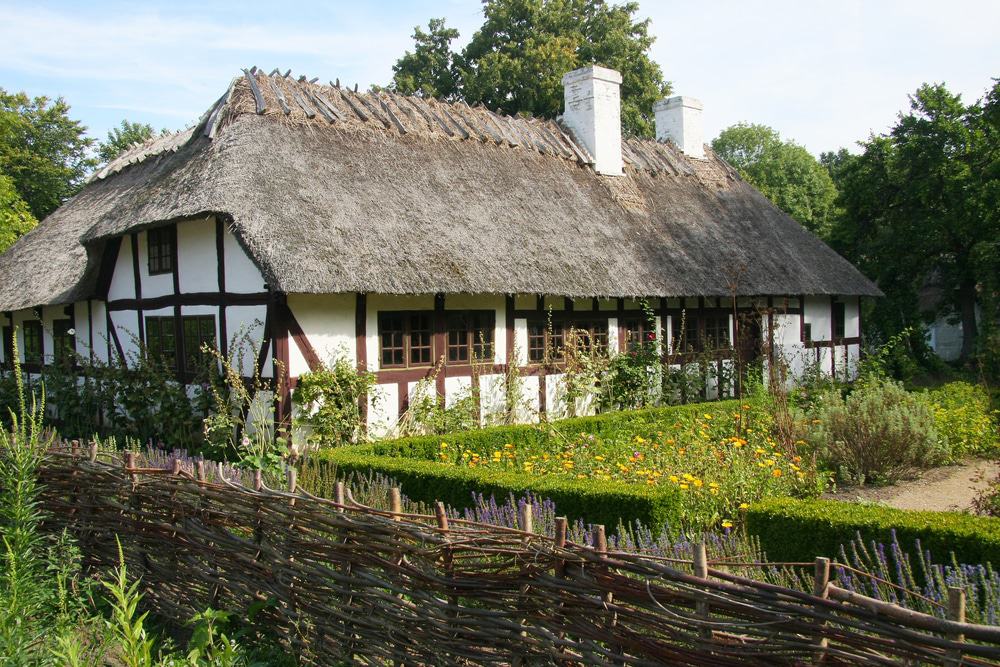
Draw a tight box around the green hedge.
[322,447,681,529]
[746,497,1000,567]
[310,402,739,529]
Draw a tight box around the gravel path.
[824,459,999,512]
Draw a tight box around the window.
[833,302,846,339]
[147,226,175,275]
[527,319,564,363]
[145,316,178,369]
[377,312,433,368]
[623,318,656,352]
[527,317,609,362]
[2,326,12,368]
[182,315,216,372]
[53,320,75,363]
[704,313,731,350]
[145,315,216,374]
[447,311,495,363]
[670,311,699,353]
[567,319,609,355]
[803,322,812,343]
[22,321,43,365]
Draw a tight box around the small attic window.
[148,226,175,275]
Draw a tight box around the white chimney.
[561,65,623,176]
[653,96,705,159]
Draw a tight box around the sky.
[1,0,997,156]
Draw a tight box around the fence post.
[946,587,965,667]
[693,542,712,642]
[436,502,457,651]
[389,487,402,520]
[88,440,98,463]
[813,556,831,663]
[519,502,533,541]
[335,481,345,511]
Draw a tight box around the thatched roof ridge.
[0,67,881,311]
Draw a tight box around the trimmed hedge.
[746,497,1000,567]
[324,447,681,530]
[311,402,739,529]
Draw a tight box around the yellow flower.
[755,448,765,455]
[703,413,713,420]
[693,479,703,488]
[721,520,733,529]
[708,482,719,489]
[594,455,605,461]
[739,503,750,510]
[440,442,448,449]
[504,443,514,449]
[679,483,690,490]
[669,475,679,483]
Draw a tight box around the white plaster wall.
[844,297,860,338]
[224,228,265,293]
[109,310,140,360]
[545,372,569,421]
[107,239,133,301]
[287,293,356,376]
[607,317,619,354]
[177,219,218,294]
[479,374,507,425]
[514,318,528,366]
[804,296,832,342]
[444,375,472,408]
[514,294,536,310]
[90,301,110,363]
[368,383,398,438]
[224,306,269,377]
[520,375,540,421]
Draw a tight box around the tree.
[390,0,671,137]
[829,81,1000,361]
[0,89,95,220]
[711,123,839,237]
[98,120,158,163]
[392,19,461,100]
[0,172,37,252]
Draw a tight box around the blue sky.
[1,0,997,155]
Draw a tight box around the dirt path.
[823,459,999,512]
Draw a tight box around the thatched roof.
[0,68,880,311]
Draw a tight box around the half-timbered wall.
[0,216,862,439]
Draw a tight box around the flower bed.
[316,399,822,529]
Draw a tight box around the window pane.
[379,313,405,366]
[409,313,432,365]
[527,322,545,362]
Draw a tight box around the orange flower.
[772,468,782,478]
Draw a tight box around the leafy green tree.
[392,18,461,99]
[711,123,839,237]
[98,120,158,163]
[391,0,671,137]
[0,89,95,220]
[0,173,36,252]
[829,81,1000,361]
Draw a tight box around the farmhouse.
[0,65,880,435]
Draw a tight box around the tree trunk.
[959,278,979,361]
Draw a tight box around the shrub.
[806,378,943,484]
[746,497,1000,567]
[921,381,1000,459]
[311,446,683,531]
[293,356,377,446]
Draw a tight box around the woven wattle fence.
[37,444,1000,666]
